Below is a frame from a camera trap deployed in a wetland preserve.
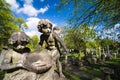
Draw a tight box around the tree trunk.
[64,54,68,64]
[107,45,110,54]
[99,46,101,57]
[102,48,105,54]
[78,50,83,67]
[78,50,81,61]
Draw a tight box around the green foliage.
[101,38,113,46]
[0,0,19,50]
[86,41,99,49]
[0,0,27,51]
[27,35,39,52]
[59,0,120,56]
[98,37,120,53]
[65,24,97,51]
[58,0,120,27]
[65,29,76,49]
[68,52,84,60]
[14,18,28,31]
[68,53,78,59]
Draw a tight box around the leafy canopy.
[0,0,27,50]
[58,0,120,28]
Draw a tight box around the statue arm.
[35,63,52,72]
[53,33,68,53]
[0,63,20,71]
[24,60,52,73]
[35,35,45,51]
[56,58,64,77]
[0,50,21,71]
[39,34,45,46]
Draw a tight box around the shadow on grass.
[64,70,90,80]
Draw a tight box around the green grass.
[82,67,104,78]
[105,58,120,67]
[63,70,82,80]
[92,77,101,80]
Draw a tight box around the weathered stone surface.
[0,31,67,80]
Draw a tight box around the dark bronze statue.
[37,19,68,78]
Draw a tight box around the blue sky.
[5,0,71,37]
[5,0,120,41]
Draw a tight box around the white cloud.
[24,0,33,4]
[26,17,40,29]
[52,23,57,27]
[17,4,39,16]
[25,17,40,37]
[39,6,49,14]
[17,4,49,16]
[5,0,19,11]
[25,30,40,37]
[6,0,49,17]
[114,24,120,29]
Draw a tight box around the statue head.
[8,32,29,50]
[37,19,52,35]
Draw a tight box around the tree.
[14,18,28,31]
[65,24,98,64]
[27,35,39,52]
[58,0,120,28]
[0,0,27,50]
[65,24,96,52]
[58,0,120,56]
